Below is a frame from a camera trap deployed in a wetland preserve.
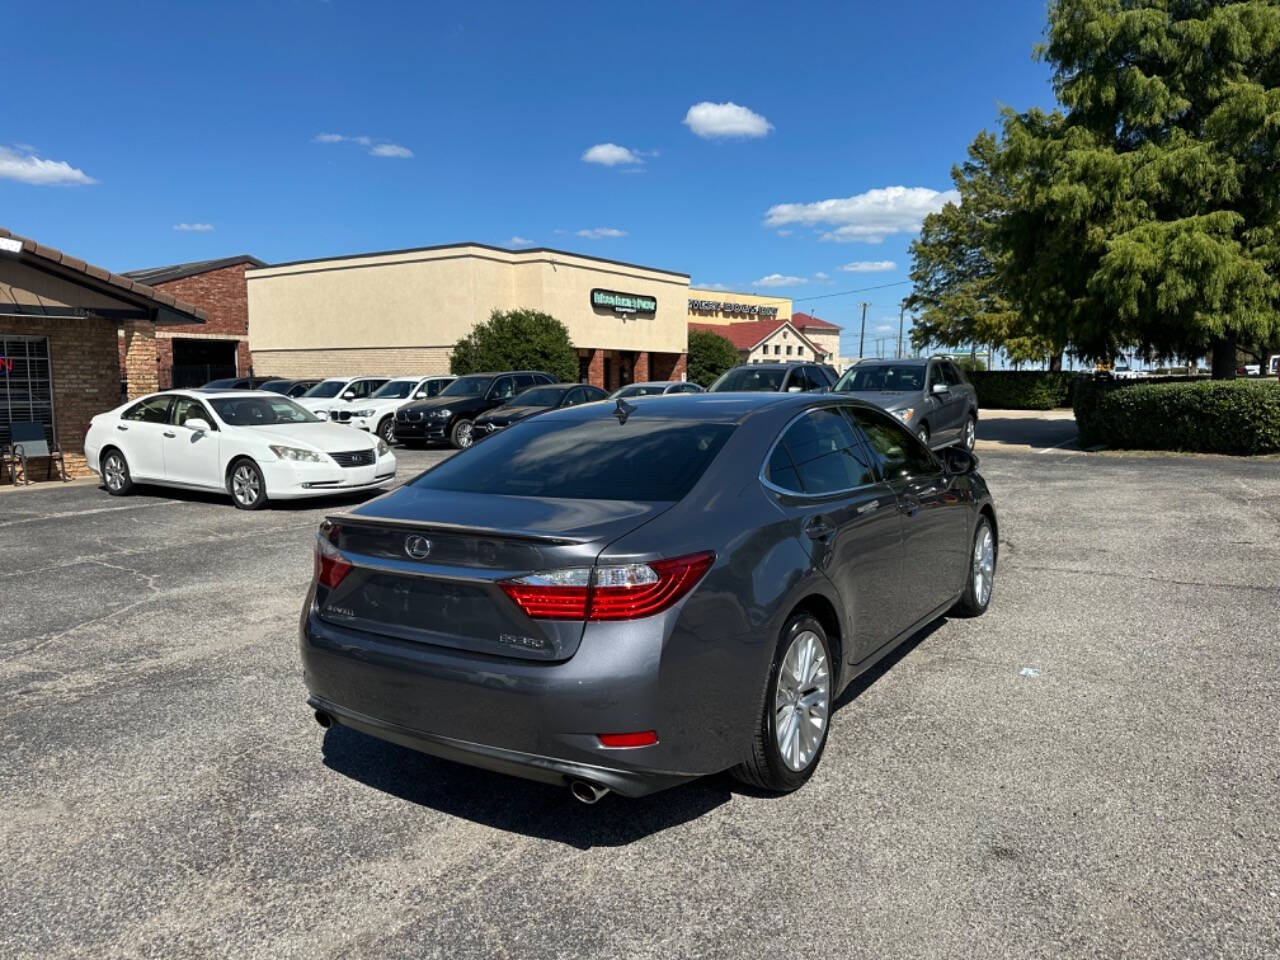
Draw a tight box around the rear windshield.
[413,418,735,501]
[303,380,346,398]
[614,384,665,398]
[712,367,786,392]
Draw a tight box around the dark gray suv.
[709,362,838,393]
[834,357,979,451]
[300,393,997,800]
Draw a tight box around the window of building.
[0,335,55,451]
[774,344,781,355]
[797,346,805,356]
[786,345,793,356]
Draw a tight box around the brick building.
[122,255,264,388]
[0,227,206,478]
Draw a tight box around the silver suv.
[833,356,979,450]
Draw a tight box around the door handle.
[163,431,176,438]
[899,498,921,518]
[804,516,836,540]
[116,425,128,431]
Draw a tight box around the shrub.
[687,330,741,387]
[1074,379,1280,455]
[967,371,1081,410]
[451,309,578,383]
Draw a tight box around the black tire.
[961,414,977,451]
[377,416,396,446]
[916,423,931,448]
[732,614,834,793]
[953,515,995,617]
[450,418,475,450]
[227,458,268,511]
[101,448,133,496]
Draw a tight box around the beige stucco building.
[687,288,791,326]
[247,243,690,390]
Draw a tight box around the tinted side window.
[514,374,536,392]
[765,443,803,493]
[584,387,608,401]
[819,366,838,387]
[124,396,172,423]
[172,397,215,429]
[847,408,938,480]
[945,361,967,385]
[562,388,585,406]
[773,408,876,494]
[490,376,516,400]
[534,373,555,385]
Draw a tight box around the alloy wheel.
[232,464,261,506]
[973,524,995,607]
[455,421,473,449]
[964,417,976,451]
[379,419,395,445]
[104,454,125,491]
[773,630,830,772]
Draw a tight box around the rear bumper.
[299,596,751,796]
[307,694,693,797]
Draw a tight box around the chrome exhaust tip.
[313,710,333,729]
[569,779,610,804]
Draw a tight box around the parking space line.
[0,500,181,528]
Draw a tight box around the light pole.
[897,300,906,358]
[858,302,870,358]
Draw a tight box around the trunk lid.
[316,489,671,661]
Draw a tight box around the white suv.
[332,376,455,444]
[294,376,391,419]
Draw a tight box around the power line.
[793,279,911,303]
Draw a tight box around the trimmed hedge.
[1074,379,1280,455]
[967,371,1082,410]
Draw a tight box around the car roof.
[853,357,931,366]
[532,391,882,426]
[627,380,683,387]
[729,361,815,370]
[453,370,554,377]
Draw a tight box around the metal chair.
[5,421,69,484]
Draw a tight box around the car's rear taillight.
[314,524,352,588]
[499,551,715,622]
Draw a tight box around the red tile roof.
[791,311,842,331]
[689,320,826,357]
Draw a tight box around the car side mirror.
[786,385,804,393]
[342,390,356,401]
[414,390,428,399]
[932,382,949,395]
[943,446,978,475]
[185,418,211,435]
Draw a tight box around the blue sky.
[5,1,1055,357]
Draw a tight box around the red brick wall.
[140,262,252,388]
[1,316,123,477]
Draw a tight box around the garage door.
[0,335,55,450]
[171,338,238,388]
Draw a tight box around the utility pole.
[897,300,906,359]
[858,302,870,358]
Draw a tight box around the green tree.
[687,330,740,387]
[450,308,578,383]
[908,131,1060,366]
[912,1,1280,378]
[1015,0,1280,377]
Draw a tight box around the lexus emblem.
[404,534,432,559]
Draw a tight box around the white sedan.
[84,390,397,510]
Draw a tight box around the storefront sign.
[592,289,657,315]
[688,298,779,318]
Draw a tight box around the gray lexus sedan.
[300,393,997,801]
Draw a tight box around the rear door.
[116,395,173,480]
[763,406,903,661]
[930,362,966,442]
[848,406,968,621]
[163,396,221,488]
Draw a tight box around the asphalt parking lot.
[2,440,1278,959]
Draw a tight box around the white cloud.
[370,143,413,158]
[684,101,773,139]
[508,235,532,246]
[764,186,958,243]
[814,271,832,283]
[582,143,644,167]
[840,260,898,272]
[0,146,96,186]
[776,229,794,237]
[575,227,627,239]
[874,323,895,334]
[753,273,806,288]
[173,223,214,232]
[694,282,732,291]
[314,133,412,158]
